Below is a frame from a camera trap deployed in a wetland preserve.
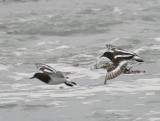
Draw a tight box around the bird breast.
[48,76,67,85]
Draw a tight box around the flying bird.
[101,44,144,65]
[94,44,145,84]
[30,63,77,87]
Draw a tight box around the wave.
[0,64,10,71]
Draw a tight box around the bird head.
[30,73,42,79]
[30,72,51,84]
[101,52,113,59]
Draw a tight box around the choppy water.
[0,0,160,121]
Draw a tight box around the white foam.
[135,104,145,106]
[49,101,64,106]
[72,54,94,58]
[0,64,10,71]
[11,84,32,88]
[49,63,104,79]
[76,96,86,99]
[17,48,27,51]
[13,51,26,56]
[14,72,32,77]
[1,97,24,101]
[154,38,160,42]
[0,92,30,98]
[37,84,64,90]
[0,77,159,103]
[134,45,160,53]
[149,118,160,121]
[105,109,129,112]
[111,78,160,92]
[113,7,123,14]
[134,47,146,53]
[17,17,38,23]
[58,78,160,95]
[149,45,160,50]
[37,41,47,46]
[44,45,70,53]
[149,111,160,114]
[9,75,23,81]
[81,100,100,105]
[0,100,17,105]
[37,40,59,46]
[90,8,102,12]
[110,37,120,44]
[28,77,160,98]
[56,45,70,49]
[10,72,33,80]
[145,92,155,96]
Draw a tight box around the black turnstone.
[101,44,144,65]
[94,44,145,84]
[94,58,146,84]
[30,63,77,87]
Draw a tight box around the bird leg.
[123,67,132,74]
[123,68,146,74]
[64,81,77,87]
[104,74,108,85]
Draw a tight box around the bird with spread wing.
[94,44,145,84]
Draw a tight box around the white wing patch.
[35,63,57,73]
[114,54,133,59]
[113,48,134,55]
[133,55,142,60]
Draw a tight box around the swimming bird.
[30,63,77,87]
[101,44,144,65]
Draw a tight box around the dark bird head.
[101,51,114,60]
[30,73,41,79]
[30,73,51,84]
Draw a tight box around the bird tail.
[64,81,77,87]
[133,55,144,62]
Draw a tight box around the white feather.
[114,54,133,59]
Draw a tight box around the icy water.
[0,0,160,121]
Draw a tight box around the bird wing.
[104,61,128,84]
[94,57,116,72]
[36,63,68,78]
[53,71,66,78]
[106,44,135,55]
[113,48,135,56]
[35,63,57,74]
[114,54,134,60]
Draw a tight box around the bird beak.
[29,76,34,79]
[100,54,104,58]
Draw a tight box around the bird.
[30,63,77,87]
[94,44,145,84]
[101,44,144,65]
